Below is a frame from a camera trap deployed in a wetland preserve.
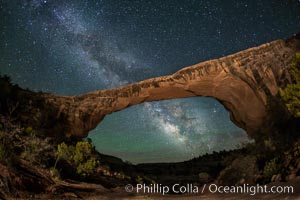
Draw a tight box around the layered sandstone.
[17,34,300,138]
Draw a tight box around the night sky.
[1,0,299,163]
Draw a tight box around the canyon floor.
[12,177,299,200]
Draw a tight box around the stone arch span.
[42,35,299,138]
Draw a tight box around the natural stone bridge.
[23,34,299,138]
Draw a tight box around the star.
[0,0,299,163]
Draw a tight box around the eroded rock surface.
[19,34,300,138]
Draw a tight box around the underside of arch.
[16,34,300,138]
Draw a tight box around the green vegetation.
[0,118,54,169]
[50,167,61,180]
[289,52,300,83]
[20,136,53,165]
[263,158,281,180]
[55,141,100,177]
[135,175,143,184]
[198,172,210,182]
[279,53,300,117]
[283,139,300,173]
[24,126,34,135]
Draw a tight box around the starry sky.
[1,0,299,163]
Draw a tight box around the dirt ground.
[17,177,300,200]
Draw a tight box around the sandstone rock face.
[39,35,299,138]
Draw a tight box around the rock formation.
[11,34,300,138]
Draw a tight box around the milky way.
[1,0,299,163]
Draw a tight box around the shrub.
[264,139,276,152]
[263,158,281,180]
[56,142,74,163]
[55,141,100,177]
[198,172,210,182]
[279,84,300,117]
[50,167,61,180]
[135,175,143,184]
[289,52,300,83]
[0,117,53,168]
[279,53,300,118]
[283,139,300,174]
[20,137,53,166]
[77,158,99,177]
[73,141,93,166]
[24,126,34,135]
